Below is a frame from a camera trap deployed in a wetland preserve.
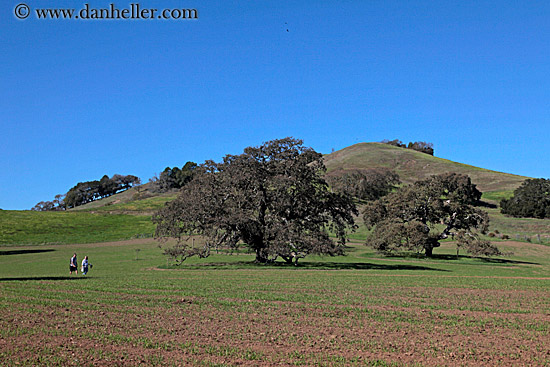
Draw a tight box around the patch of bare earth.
[1,284,549,367]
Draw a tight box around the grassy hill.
[322,143,550,243]
[73,191,177,214]
[0,184,175,246]
[0,210,155,245]
[74,142,530,213]
[76,142,529,214]
[324,142,527,195]
[2,141,546,246]
[70,182,176,213]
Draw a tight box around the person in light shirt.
[81,255,90,275]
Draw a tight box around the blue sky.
[1,1,549,210]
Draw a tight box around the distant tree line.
[149,162,197,193]
[32,174,141,211]
[381,139,434,156]
[32,161,198,211]
[31,194,66,212]
[501,178,550,219]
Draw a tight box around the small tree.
[382,139,434,155]
[112,174,141,192]
[364,173,501,257]
[153,138,357,265]
[52,194,65,210]
[175,161,197,187]
[381,139,406,148]
[31,194,65,211]
[31,201,53,211]
[64,181,100,208]
[408,141,434,156]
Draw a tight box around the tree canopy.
[363,173,501,257]
[31,194,65,212]
[153,138,357,265]
[149,162,197,193]
[63,174,141,209]
[500,178,550,218]
[381,139,434,156]
[326,168,400,203]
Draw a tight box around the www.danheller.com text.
[29,3,198,20]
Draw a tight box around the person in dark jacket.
[69,253,78,274]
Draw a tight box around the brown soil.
[1,239,549,366]
[2,286,549,366]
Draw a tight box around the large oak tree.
[363,173,501,257]
[153,138,357,264]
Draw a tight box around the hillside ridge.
[73,142,528,212]
[323,142,528,193]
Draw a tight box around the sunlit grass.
[1,240,549,366]
[0,210,154,245]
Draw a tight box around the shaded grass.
[160,260,450,272]
[0,249,55,256]
[0,276,88,282]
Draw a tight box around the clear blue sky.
[1,1,549,210]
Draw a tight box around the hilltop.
[3,141,545,246]
[323,142,528,194]
[76,142,529,213]
[70,182,176,214]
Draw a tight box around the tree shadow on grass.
[383,253,539,265]
[478,257,539,265]
[170,261,449,272]
[0,249,55,256]
[478,200,498,209]
[294,262,450,271]
[0,276,87,282]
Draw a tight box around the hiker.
[69,253,78,274]
[81,256,90,275]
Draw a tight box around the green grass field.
[4,141,533,248]
[2,143,548,365]
[0,210,155,245]
[1,239,549,366]
[481,190,514,203]
[3,204,550,248]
